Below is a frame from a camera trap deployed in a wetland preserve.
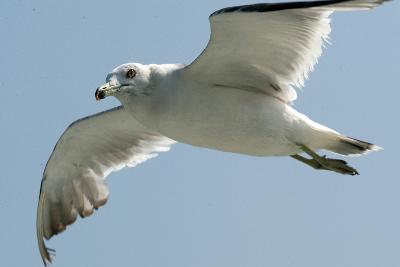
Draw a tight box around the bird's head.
[95,63,153,101]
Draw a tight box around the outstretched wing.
[37,106,175,265]
[182,0,388,103]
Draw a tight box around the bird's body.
[36,0,390,265]
[122,64,333,156]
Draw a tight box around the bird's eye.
[126,69,136,79]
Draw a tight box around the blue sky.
[1,1,399,266]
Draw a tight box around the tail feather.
[327,135,382,156]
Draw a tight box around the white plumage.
[37,0,389,265]
[37,106,175,263]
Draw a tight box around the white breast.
[128,81,306,156]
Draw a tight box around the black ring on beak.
[95,88,106,101]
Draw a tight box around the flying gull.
[37,0,389,264]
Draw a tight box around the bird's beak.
[95,81,121,101]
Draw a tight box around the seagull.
[37,0,389,264]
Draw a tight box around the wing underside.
[183,0,388,103]
[37,106,175,265]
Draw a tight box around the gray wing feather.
[37,106,175,265]
[183,0,389,104]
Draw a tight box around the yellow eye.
[126,69,136,79]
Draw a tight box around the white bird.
[37,0,389,264]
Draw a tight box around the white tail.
[326,135,382,156]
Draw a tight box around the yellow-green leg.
[291,144,359,176]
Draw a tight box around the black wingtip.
[210,0,390,17]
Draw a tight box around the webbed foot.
[291,144,359,176]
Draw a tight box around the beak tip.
[95,88,105,101]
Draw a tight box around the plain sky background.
[1,0,399,266]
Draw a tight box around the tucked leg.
[291,144,359,176]
[290,154,329,171]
